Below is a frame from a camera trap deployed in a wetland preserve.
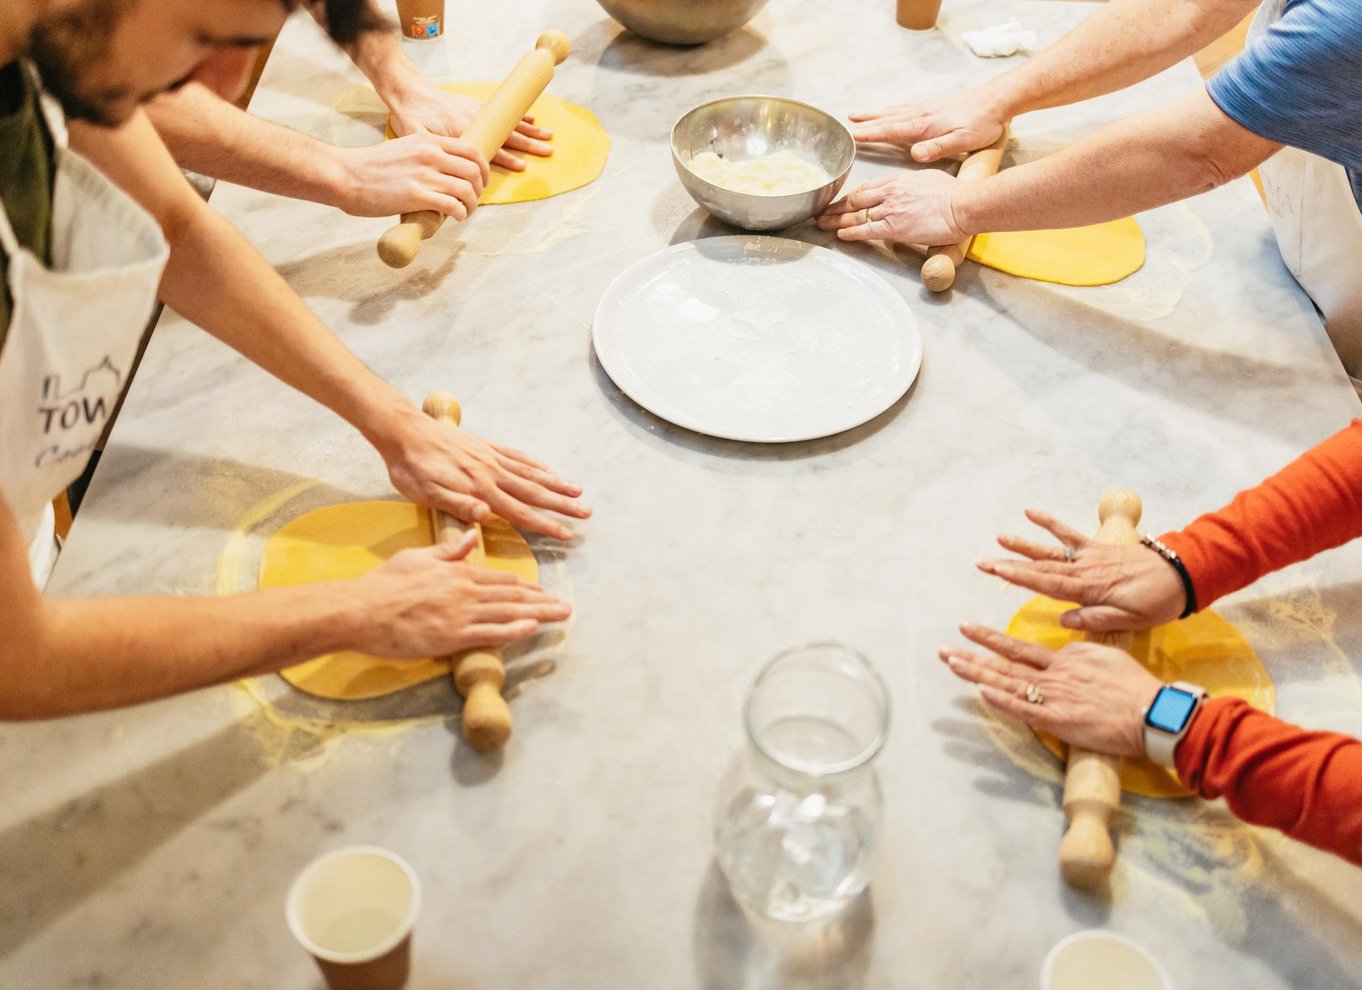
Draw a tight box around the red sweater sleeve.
[1176,696,1362,864]
[1159,420,1362,609]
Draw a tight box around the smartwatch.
[1143,681,1207,768]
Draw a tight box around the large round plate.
[593,236,923,442]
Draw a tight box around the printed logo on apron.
[0,65,169,585]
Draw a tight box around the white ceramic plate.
[593,236,922,442]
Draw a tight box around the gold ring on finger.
[1025,682,1044,705]
[862,208,873,225]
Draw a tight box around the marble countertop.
[5,0,1362,986]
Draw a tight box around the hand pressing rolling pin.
[818,129,1008,291]
[942,490,1153,888]
[423,392,515,751]
[378,30,572,268]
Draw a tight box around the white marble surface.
[5,1,1362,987]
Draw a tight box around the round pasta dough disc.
[386,83,611,204]
[967,217,1146,287]
[258,501,537,701]
[1005,594,1275,798]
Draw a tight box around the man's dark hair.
[304,0,389,47]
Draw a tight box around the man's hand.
[941,623,1162,759]
[849,89,1010,163]
[352,538,572,657]
[818,170,966,246]
[387,84,553,171]
[976,508,1188,633]
[375,409,590,542]
[332,132,488,218]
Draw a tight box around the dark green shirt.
[0,61,55,350]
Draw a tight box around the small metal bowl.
[671,95,855,232]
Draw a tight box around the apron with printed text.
[1249,0,1362,387]
[0,68,169,586]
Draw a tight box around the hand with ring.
[940,622,1162,758]
[975,508,1189,634]
[817,169,966,246]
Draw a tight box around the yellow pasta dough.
[258,501,537,701]
[1005,594,1275,798]
[386,83,610,204]
[967,217,1146,287]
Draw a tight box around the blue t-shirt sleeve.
[1206,0,1362,177]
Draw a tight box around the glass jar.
[714,642,890,922]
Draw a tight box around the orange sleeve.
[1158,420,1362,609]
[1176,697,1362,865]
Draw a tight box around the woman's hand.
[848,88,1010,163]
[976,508,1187,633]
[818,170,965,246]
[940,623,1162,758]
[353,537,571,657]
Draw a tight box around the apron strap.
[0,61,61,260]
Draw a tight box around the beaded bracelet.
[1140,534,1198,619]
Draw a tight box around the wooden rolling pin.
[422,392,513,751]
[1057,488,1142,888]
[920,127,1009,293]
[377,30,572,269]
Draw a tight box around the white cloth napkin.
[962,19,1037,57]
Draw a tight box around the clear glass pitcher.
[714,642,890,922]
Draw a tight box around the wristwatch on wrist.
[1143,681,1208,768]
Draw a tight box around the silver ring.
[1025,682,1044,705]
[1063,545,1076,563]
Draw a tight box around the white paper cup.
[287,846,422,990]
[1042,931,1173,990]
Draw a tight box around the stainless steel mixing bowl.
[670,96,856,232]
[596,0,769,45]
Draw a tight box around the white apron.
[1249,0,1362,388]
[0,70,169,586]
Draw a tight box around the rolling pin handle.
[1056,486,1143,888]
[377,210,446,269]
[921,253,957,292]
[535,28,572,63]
[421,391,513,752]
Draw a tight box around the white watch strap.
[1144,681,1206,768]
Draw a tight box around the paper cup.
[1042,931,1173,990]
[287,846,422,990]
[395,0,444,40]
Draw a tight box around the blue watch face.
[1145,686,1198,733]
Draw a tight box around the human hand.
[354,537,571,656]
[376,408,590,542]
[940,623,1162,758]
[818,170,965,246]
[387,85,553,171]
[331,132,488,218]
[848,88,1010,163]
[976,508,1187,633]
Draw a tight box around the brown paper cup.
[287,846,422,990]
[897,0,943,30]
[395,0,445,40]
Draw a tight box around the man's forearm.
[12,584,365,718]
[954,90,1279,233]
[145,83,351,209]
[984,0,1258,118]
[70,111,417,454]
[323,0,423,107]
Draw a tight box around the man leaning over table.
[0,0,587,718]
[821,0,1362,389]
[145,0,557,221]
